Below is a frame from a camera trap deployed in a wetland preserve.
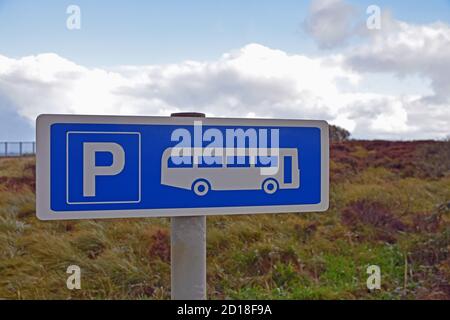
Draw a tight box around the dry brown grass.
[0,141,449,299]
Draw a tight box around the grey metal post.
[170,112,207,300]
[19,142,22,156]
[5,142,7,157]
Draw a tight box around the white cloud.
[0,53,133,119]
[346,11,450,140]
[346,15,450,105]
[0,44,361,124]
[301,0,450,139]
[0,38,448,140]
[303,0,359,49]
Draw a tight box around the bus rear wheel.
[263,179,278,194]
[192,179,210,196]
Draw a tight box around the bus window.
[168,156,193,168]
[226,156,251,167]
[256,156,278,168]
[284,156,292,183]
[199,155,224,168]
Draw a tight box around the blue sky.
[1,0,449,66]
[0,0,449,141]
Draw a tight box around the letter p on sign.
[65,132,141,205]
[83,142,125,197]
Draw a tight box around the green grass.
[0,155,449,299]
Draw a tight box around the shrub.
[148,229,170,263]
[329,125,350,142]
[341,200,406,243]
[415,139,450,178]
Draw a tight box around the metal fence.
[0,142,36,157]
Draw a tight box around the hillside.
[0,140,449,299]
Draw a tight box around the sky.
[0,0,449,140]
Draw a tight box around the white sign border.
[36,114,329,221]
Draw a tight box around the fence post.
[0,142,37,157]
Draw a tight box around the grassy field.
[0,140,449,299]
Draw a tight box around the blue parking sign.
[65,131,140,204]
[36,115,329,220]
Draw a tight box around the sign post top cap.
[171,112,206,118]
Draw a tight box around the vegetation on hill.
[329,125,351,143]
[0,140,449,299]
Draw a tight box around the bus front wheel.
[192,179,210,196]
[263,179,278,194]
